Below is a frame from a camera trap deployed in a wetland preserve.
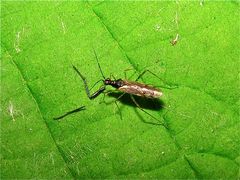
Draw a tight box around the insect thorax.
[104,78,123,88]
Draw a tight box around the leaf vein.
[8,52,75,178]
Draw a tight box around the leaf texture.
[1,1,239,179]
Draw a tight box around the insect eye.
[104,79,110,84]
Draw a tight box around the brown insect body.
[104,78,163,99]
[55,49,166,125]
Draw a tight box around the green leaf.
[1,1,239,179]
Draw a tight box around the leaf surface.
[1,1,239,179]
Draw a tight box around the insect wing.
[118,80,163,98]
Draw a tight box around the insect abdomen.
[118,84,162,98]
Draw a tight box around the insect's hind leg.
[135,70,178,89]
[130,95,168,128]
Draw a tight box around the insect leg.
[109,73,116,80]
[89,86,106,99]
[116,92,126,101]
[114,100,122,120]
[136,70,162,81]
[130,95,168,128]
[53,106,86,120]
[124,68,137,79]
[135,70,178,89]
[113,93,128,119]
[89,79,103,91]
[73,65,105,99]
[100,90,116,104]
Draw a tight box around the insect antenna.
[93,48,106,79]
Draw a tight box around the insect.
[72,49,169,127]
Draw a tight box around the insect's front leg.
[89,86,106,99]
[72,65,105,100]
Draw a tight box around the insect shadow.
[106,91,165,111]
[103,91,166,126]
